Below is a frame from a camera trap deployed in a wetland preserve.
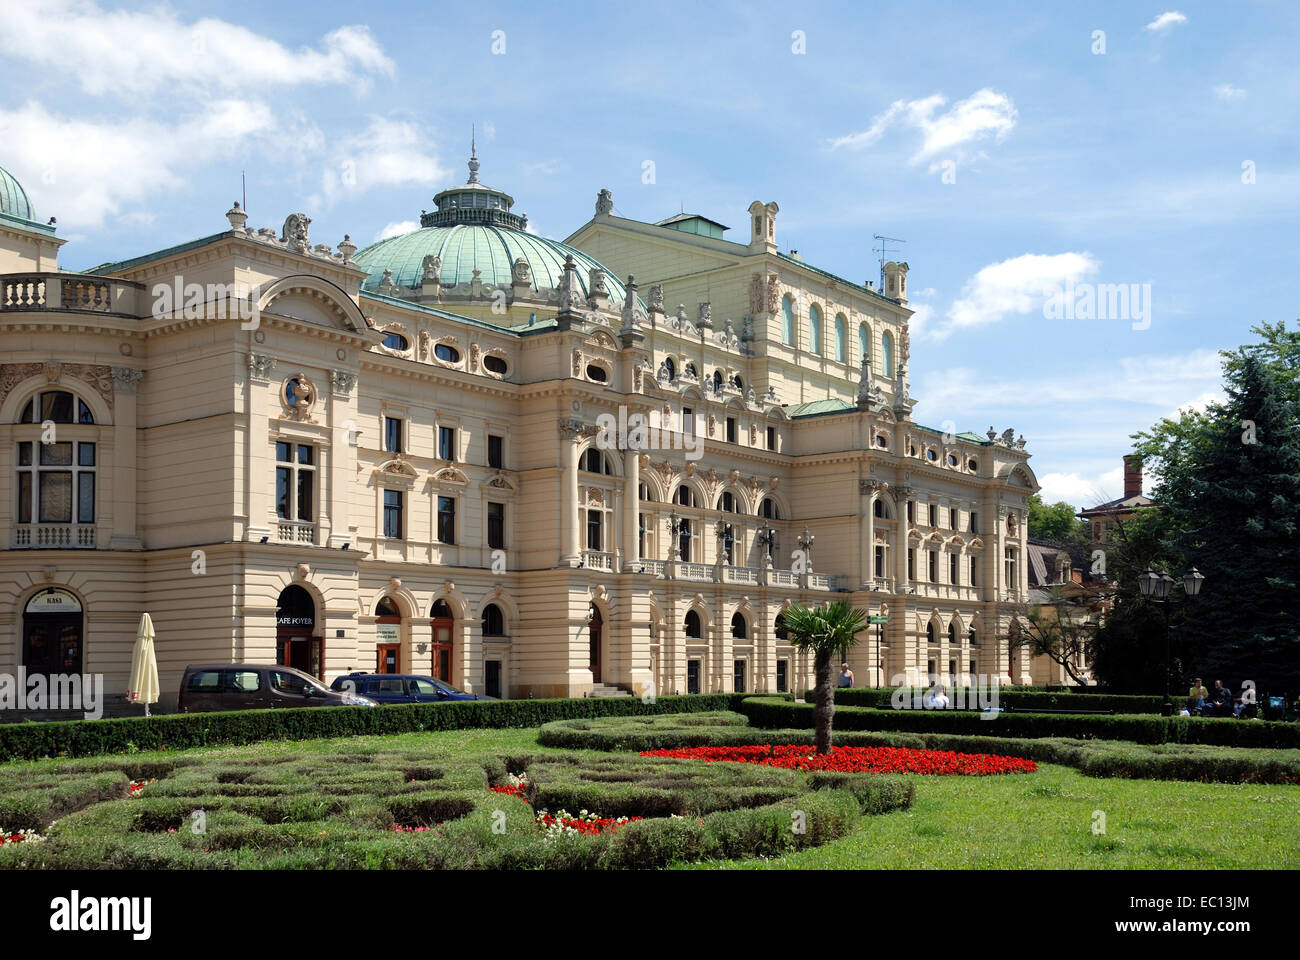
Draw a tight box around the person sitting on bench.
[1187,678,1209,715]
[1210,680,1233,717]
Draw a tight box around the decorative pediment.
[585,330,618,352]
[432,466,470,486]
[484,473,517,493]
[968,537,985,550]
[373,457,418,488]
[908,528,924,541]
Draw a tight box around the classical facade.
[0,149,1039,708]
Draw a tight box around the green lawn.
[1,721,1296,869]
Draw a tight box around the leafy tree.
[1133,345,1300,694]
[1008,585,1097,686]
[1027,494,1090,546]
[783,601,869,754]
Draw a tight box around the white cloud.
[933,252,1098,340]
[1213,83,1246,101]
[311,116,450,209]
[0,98,277,228]
[830,88,1017,172]
[375,220,418,242]
[1038,466,1127,510]
[0,0,394,98]
[1144,11,1188,33]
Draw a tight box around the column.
[109,367,144,549]
[864,483,875,587]
[622,451,640,571]
[558,420,581,565]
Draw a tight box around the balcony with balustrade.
[1,274,147,316]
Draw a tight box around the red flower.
[640,744,1037,776]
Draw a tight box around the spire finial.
[467,124,481,184]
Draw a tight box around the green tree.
[1134,347,1300,693]
[1008,585,1097,686]
[783,601,869,754]
[1027,494,1089,546]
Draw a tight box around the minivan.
[178,664,377,713]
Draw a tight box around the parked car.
[178,664,377,713]
[328,673,491,704]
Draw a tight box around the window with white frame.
[15,391,97,527]
[275,442,315,522]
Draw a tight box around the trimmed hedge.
[0,694,762,762]
[742,697,1300,748]
[813,688,1166,715]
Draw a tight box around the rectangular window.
[950,553,958,586]
[928,550,938,583]
[725,417,736,444]
[766,426,776,451]
[907,548,915,580]
[733,659,746,694]
[276,467,291,518]
[487,501,505,550]
[39,472,72,522]
[485,660,502,699]
[384,417,403,454]
[687,659,701,695]
[970,511,979,534]
[383,489,403,540]
[437,496,456,544]
[950,507,958,529]
[638,513,649,559]
[274,443,314,522]
[970,660,977,679]
[970,556,978,586]
[587,510,603,551]
[874,544,885,579]
[78,443,95,467]
[928,504,938,527]
[439,425,456,462]
[18,471,32,523]
[1005,548,1017,588]
[682,407,693,436]
[907,500,914,523]
[40,442,72,466]
[776,659,788,693]
[487,434,504,469]
[78,473,95,523]
[296,469,312,522]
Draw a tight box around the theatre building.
[0,150,1040,709]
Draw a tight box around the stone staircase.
[586,683,632,698]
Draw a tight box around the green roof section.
[786,398,856,418]
[354,225,645,310]
[0,165,34,222]
[86,232,227,275]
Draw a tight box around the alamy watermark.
[0,669,104,719]
[595,405,705,461]
[1043,280,1151,331]
[152,278,262,330]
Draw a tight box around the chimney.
[1123,454,1143,498]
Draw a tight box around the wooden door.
[377,644,400,674]
[431,618,453,683]
[588,608,602,684]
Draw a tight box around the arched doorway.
[23,588,83,675]
[375,596,402,674]
[430,600,454,683]
[276,585,322,679]
[588,603,603,683]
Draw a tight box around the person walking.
[838,663,854,688]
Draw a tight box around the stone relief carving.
[421,254,442,285]
[572,349,583,377]
[418,330,430,361]
[330,370,356,395]
[247,354,277,380]
[281,213,311,254]
[766,273,780,314]
[511,258,530,284]
[469,343,480,372]
[647,284,664,313]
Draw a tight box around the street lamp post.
[1138,565,1205,716]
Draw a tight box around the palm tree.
[783,600,869,754]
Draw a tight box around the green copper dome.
[0,165,35,222]
[355,144,640,306]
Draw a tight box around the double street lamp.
[1138,565,1206,716]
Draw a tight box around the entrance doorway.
[276,585,323,679]
[375,596,401,674]
[588,603,602,684]
[430,600,454,683]
[23,588,83,675]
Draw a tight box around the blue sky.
[3,0,1296,508]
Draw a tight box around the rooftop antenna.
[873,234,906,290]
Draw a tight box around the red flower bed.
[536,812,642,835]
[640,744,1036,776]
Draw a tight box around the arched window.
[759,497,780,520]
[926,622,937,645]
[676,485,697,507]
[774,613,788,641]
[664,357,676,381]
[685,610,702,639]
[809,304,822,355]
[781,294,795,346]
[381,331,409,351]
[873,499,886,519]
[858,323,869,366]
[731,612,748,639]
[482,603,505,637]
[881,331,894,377]
[969,626,978,646]
[16,390,98,530]
[712,370,723,393]
[581,448,610,474]
[19,390,94,425]
[717,491,736,513]
[638,481,655,502]
[431,600,453,619]
[375,597,401,618]
[733,374,744,392]
[834,314,847,362]
[682,362,697,380]
[948,623,957,644]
